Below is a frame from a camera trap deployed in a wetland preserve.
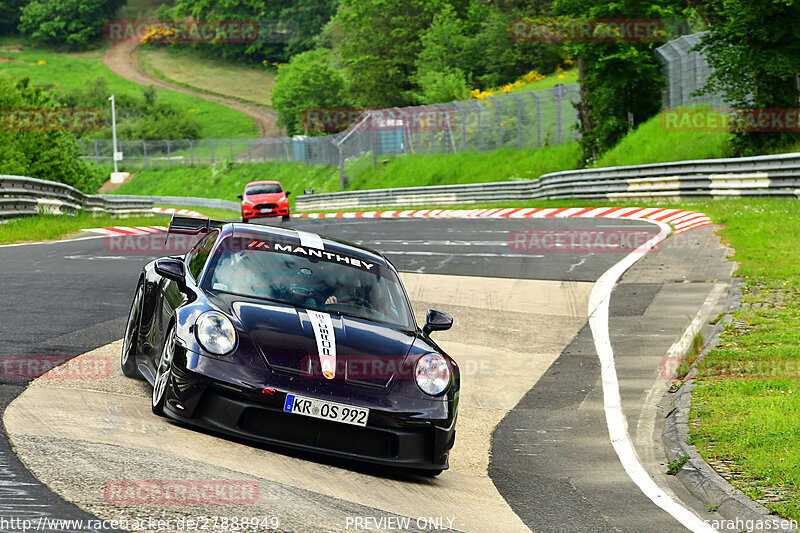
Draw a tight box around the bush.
[0,76,100,191]
[271,49,348,136]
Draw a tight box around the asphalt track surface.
[0,216,707,532]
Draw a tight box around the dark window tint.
[187,231,218,280]
[246,183,282,195]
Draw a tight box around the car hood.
[245,192,285,203]
[230,299,417,388]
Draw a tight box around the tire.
[121,282,145,379]
[241,211,249,223]
[152,326,176,416]
[282,214,290,221]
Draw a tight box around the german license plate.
[283,394,369,427]
[259,208,273,214]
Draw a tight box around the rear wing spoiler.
[165,214,226,244]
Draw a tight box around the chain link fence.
[79,85,581,186]
[655,31,727,109]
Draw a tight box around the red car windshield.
[246,184,283,195]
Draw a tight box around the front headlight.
[195,311,236,355]
[415,353,451,396]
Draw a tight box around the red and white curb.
[152,207,206,218]
[293,207,711,235]
[83,207,711,237]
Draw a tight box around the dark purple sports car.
[121,216,458,475]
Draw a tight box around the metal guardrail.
[294,152,800,210]
[0,175,154,219]
[101,195,240,212]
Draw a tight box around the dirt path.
[103,41,281,138]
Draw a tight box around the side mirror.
[237,194,243,200]
[423,309,453,335]
[155,257,185,283]
[285,191,292,197]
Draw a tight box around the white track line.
[587,219,717,533]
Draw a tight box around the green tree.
[696,0,800,155]
[333,0,447,108]
[0,76,98,191]
[166,0,337,63]
[18,0,126,48]
[0,0,26,35]
[271,49,348,135]
[553,0,684,161]
[411,5,471,103]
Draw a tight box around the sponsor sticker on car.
[283,394,369,427]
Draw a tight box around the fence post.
[189,139,194,166]
[166,140,172,168]
[247,139,251,162]
[93,139,99,165]
[488,95,502,148]
[472,101,483,152]
[338,142,346,189]
[509,93,523,149]
[528,92,541,147]
[211,139,215,164]
[228,139,234,160]
[142,140,148,169]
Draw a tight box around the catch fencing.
[78,85,581,186]
[655,31,727,109]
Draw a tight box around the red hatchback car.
[238,180,291,222]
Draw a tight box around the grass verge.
[0,39,259,139]
[0,213,164,245]
[138,47,275,107]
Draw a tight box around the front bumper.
[163,350,456,471]
[241,205,289,219]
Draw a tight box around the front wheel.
[121,282,144,379]
[152,326,176,416]
[282,214,290,221]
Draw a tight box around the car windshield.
[204,235,414,329]
[246,184,282,195]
